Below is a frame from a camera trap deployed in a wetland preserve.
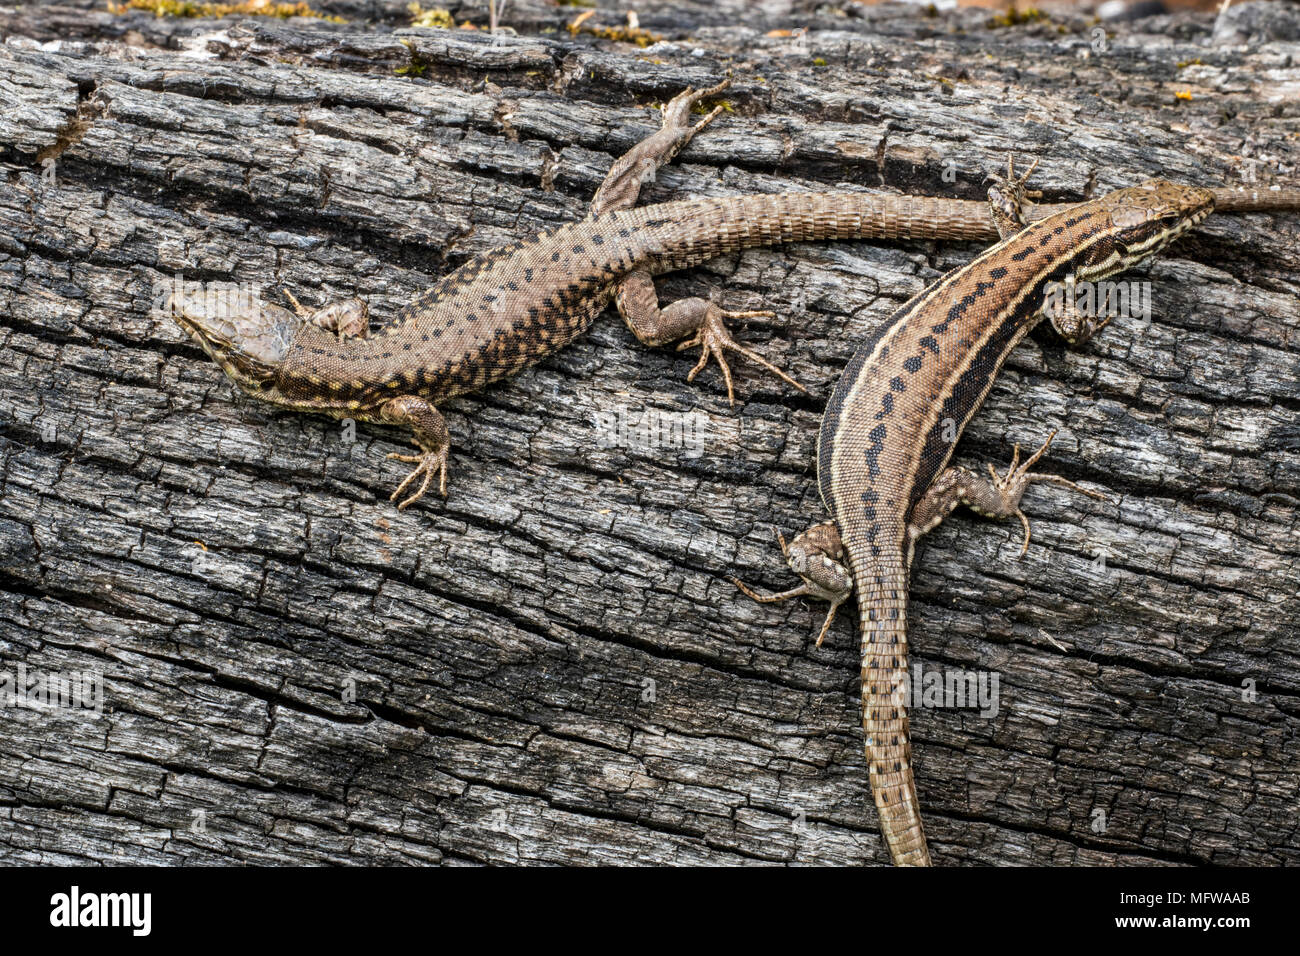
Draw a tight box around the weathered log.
[1,0,1298,865]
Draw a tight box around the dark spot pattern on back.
[864,423,887,478]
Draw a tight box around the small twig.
[1213,0,1233,36]
[488,0,508,34]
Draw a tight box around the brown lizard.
[169,81,1037,507]
[169,84,1298,511]
[732,161,1300,865]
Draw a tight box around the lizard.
[163,78,1300,862]
[166,80,1083,508]
[168,81,1300,511]
[730,160,1300,866]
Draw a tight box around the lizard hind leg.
[731,521,853,647]
[677,302,807,406]
[590,79,807,405]
[616,275,807,405]
[590,78,732,217]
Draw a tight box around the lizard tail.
[856,556,932,866]
[630,190,1001,273]
[1208,187,1300,213]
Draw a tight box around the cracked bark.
[1,0,1298,865]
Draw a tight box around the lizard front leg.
[283,288,370,340]
[590,80,807,402]
[986,154,1043,240]
[986,158,1116,345]
[287,293,454,509]
[909,430,1108,559]
[375,396,451,509]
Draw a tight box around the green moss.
[989,5,1049,28]
[407,3,453,28]
[395,37,428,76]
[108,0,344,20]
[566,11,661,48]
[691,99,733,115]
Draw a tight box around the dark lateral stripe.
[816,259,969,501]
[907,291,1044,513]
[817,289,942,509]
[901,224,1115,511]
[820,207,1114,532]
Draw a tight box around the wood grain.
[1,0,1297,865]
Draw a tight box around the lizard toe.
[678,305,806,403]
[387,449,449,509]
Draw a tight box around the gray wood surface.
[1,0,1298,865]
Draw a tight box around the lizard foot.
[283,289,370,340]
[387,448,449,509]
[590,80,731,216]
[987,430,1109,558]
[986,154,1043,239]
[677,305,808,405]
[378,396,450,509]
[661,78,732,136]
[731,523,851,647]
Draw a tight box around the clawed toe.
[730,575,842,648]
[986,155,1043,237]
[692,105,724,134]
[988,154,1042,198]
[990,430,1110,558]
[387,449,449,509]
[678,306,807,405]
[670,78,731,110]
[663,78,732,133]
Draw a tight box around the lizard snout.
[168,289,301,384]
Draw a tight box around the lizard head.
[1074,180,1215,282]
[168,288,302,394]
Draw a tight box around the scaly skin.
[736,175,1229,865]
[168,80,1023,507]
[168,81,1300,511]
